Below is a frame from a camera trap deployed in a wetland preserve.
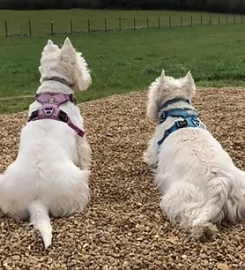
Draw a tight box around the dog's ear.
[184,71,196,98]
[185,71,196,90]
[61,37,76,56]
[60,37,77,65]
[60,38,91,91]
[160,69,166,84]
[147,70,165,121]
[42,39,59,54]
[74,52,92,91]
[147,97,158,121]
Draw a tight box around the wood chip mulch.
[0,88,245,270]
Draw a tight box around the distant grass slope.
[0,23,245,113]
[0,9,243,36]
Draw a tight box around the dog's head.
[146,70,196,121]
[39,38,92,91]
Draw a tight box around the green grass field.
[0,10,245,114]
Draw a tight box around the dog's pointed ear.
[74,52,92,91]
[185,71,195,87]
[43,40,54,51]
[185,71,196,97]
[147,71,164,121]
[42,39,59,54]
[61,37,76,54]
[147,98,158,121]
[63,37,72,46]
[47,39,54,46]
[185,70,193,80]
[160,69,166,84]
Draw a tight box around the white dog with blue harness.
[144,69,245,239]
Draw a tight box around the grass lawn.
[0,22,245,113]
[0,9,243,36]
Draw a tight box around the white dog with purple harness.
[0,38,92,249]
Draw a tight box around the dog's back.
[145,70,245,238]
[0,38,92,249]
[0,101,89,214]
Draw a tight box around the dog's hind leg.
[225,169,245,223]
[160,180,206,228]
[28,200,52,249]
[191,176,231,239]
[76,136,92,170]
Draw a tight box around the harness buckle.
[191,118,201,127]
[70,94,76,104]
[44,107,54,117]
[58,110,68,123]
[160,111,167,120]
[28,110,39,121]
[175,120,187,128]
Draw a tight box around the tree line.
[0,0,245,14]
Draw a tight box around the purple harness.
[28,93,85,137]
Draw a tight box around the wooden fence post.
[226,15,228,24]
[50,19,54,35]
[5,20,8,37]
[158,17,160,28]
[180,16,183,27]
[88,19,91,33]
[133,17,136,30]
[169,16,171,28]
[28,19,32,37]
[146,17,149,29]
[104,18,107,31]
[70,19,73,34]
[201,15,203,26]
[119,17,122,31]
[210,16,212,25]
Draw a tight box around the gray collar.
[43,76,74,89]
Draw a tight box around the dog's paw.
[143,153,157,171]
[142,152,149,164]
[191,222,218,241]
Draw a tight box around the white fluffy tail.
[28,200,52,249]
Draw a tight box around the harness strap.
[28,108,85,137]
[36,93,76,105]
[28,92,84,137]
[57,110,85,137]
[67,119,85,137]
[157,116,205,146]
[157,98,205,147]
[158,108,199,124]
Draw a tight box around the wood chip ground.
[0,88,245,270]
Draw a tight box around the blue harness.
[157,98,206,147]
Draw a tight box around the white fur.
[145,70,245,238]
[0,38,92,249]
